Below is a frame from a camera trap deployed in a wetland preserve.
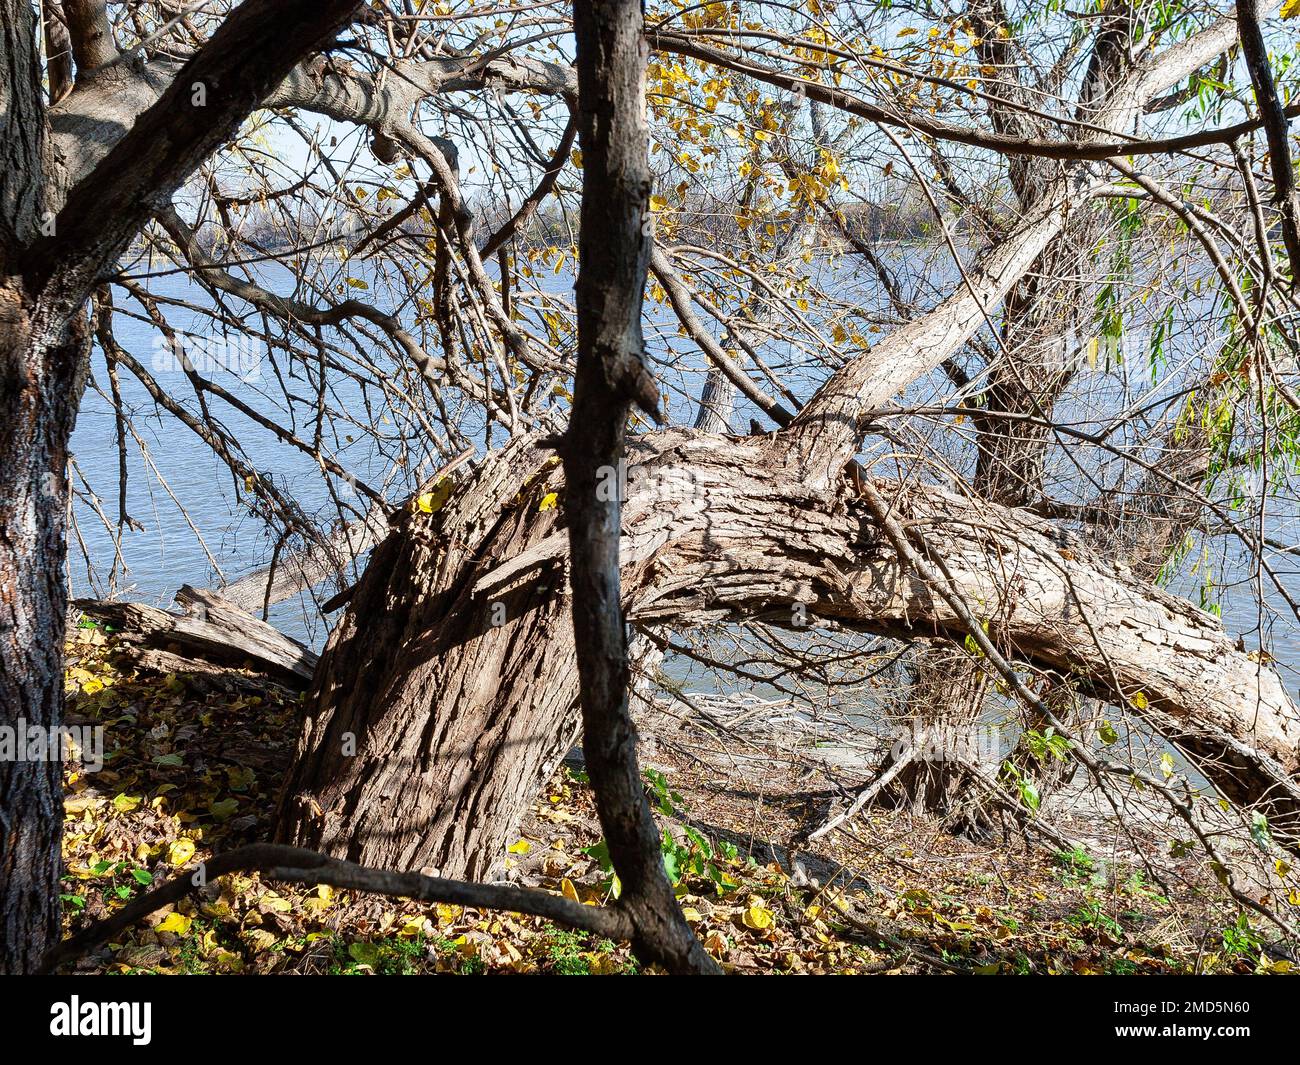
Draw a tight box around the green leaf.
[208,797,239,821]
[582,839,612,872]
[348,941,382,966]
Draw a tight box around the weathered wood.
[277,436,582,877]
[283,427,1300,883]
[616,432,1300,838]
[75,586,317,687]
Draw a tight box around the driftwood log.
[74,585,317,688]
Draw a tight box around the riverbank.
[52,629,1291,975]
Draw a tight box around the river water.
[67,255,1300,719]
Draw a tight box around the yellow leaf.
[167,839,196,866]
[538,492,559,513]
[508,838,531,854]
[112,793,142,813]
[399,916,429,938]
[1160,751,1176,780]
[742,897,774,930]
[156,912,192,935]
[415,477,453,514]
[1284,0,1300,18]
[304,885,334,913]
[1130,690,1149,710]
[560,877,581,903]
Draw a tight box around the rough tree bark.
[0,0,84,977]
[0,0,364,974]
[277,439,583,879]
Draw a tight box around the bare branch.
[39,843,634,974]
[1236,0,1300,285]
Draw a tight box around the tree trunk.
[886,644,992,829]
[281,429,1300,879]
[0,301,83,972]
[276,438,583,879]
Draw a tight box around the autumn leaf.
[167,838,196,866]
[209,797,239,821]
[415,477,453,514]
[742,896,774,930]
[156,912,192,935]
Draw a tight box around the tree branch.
[1236,0,1300,285]
[648,23,1293,162]
[39,843,634,973]
[31,0,363,317]
[778,7,1266,487]
[63,0,117,75]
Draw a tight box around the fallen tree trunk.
[625,435,1300,836]
[279,430,1300,875]
[210,505,390,618]
[75,586,318,688]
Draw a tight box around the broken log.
[74,585,317,688]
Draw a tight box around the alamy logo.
[49,997,151,1045]
[0,719,103,772]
